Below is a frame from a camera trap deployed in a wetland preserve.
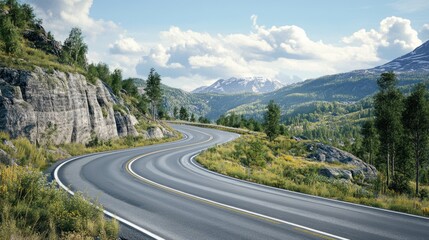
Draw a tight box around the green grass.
[0,128,181,239]
[0,165,119,239]
[168,120,256,135]
[196,134,429,217]
[0,46,85,75]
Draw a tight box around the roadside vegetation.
[0,1,177,238]
[196,77,429,217]
[0,166,119,240]
[0,127,180,239]
[196,132,429,217]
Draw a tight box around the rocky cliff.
[0,67,139,144]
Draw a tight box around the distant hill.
[228,40,429,118]
[142,40,429,121]
[371,40,429,73]
[132,78,211,117]
[192,77,283,94]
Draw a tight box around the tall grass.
[0,46,85,75]
[0,166,119,239]
[0,128,181,239]
[196,135,429,217]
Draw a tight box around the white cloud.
[137,16,407,90]
[24,0,139,78]
[24,0,118,41]
[110,36,145,55]
[343,16,421,60]
[20,1,427,91]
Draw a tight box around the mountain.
[134,40,429,121]
[264,41,429,110]
[132,78,211,117]
[198,40,429,119]
[192,77,284,94]
[371,40,429,73]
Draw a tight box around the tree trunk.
[416,149,420,196]
[386,150,390,187]
[369,148,373,166]
[392,143,395,178]
[151,101,156,121]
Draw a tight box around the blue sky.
[24,0,429,91]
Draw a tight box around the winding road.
[54,124,429,240]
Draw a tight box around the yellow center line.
[294,228,337,240]
[124,127,348,240]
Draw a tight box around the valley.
[1,1,429,240]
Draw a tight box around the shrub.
[389,174,412,195]
[420,188,429,200]
[0,166,119,239]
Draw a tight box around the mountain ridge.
[159,40,429,120]
[192,77,284,94]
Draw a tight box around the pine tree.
[0,17,20,54]
[144,68,162,120]
[179,107,189,121]
[190,113,196,122]
[403,83,429,196]
[110,69,122,95]
[173,106,179,119]
[264,100,281,141]
[374,72,404,186]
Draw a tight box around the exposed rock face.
[23,24,62,57]
[319,168,353,181]
[307,143,378,181]
[142,126,176,139]
[0,67,138,144]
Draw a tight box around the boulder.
[307,142,377,181]
[319,168,353,180]
[147,127,164,139]
[143,126,176,139]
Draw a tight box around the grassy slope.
[0,4,182,238]
[195,133,429,217]
[0,127,181,239]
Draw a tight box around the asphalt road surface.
[54,124,429,240]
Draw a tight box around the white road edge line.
[54,157,166,240]
[187,125,429,221]
[127,156,349,240]
[190,150,429,221]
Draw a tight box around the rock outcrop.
[23,24,62,57]
[307,143,378,181]
[0,67,138,144]
[145,126,176,139]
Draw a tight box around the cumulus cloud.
[24,0,118,41]
[20,1,427,91]
[110,36,145,55]
[343,16,422,60]
[23,0,139,77]
[137,16,401,90]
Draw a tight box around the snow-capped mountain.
[371,40,429,73]
[192,77,284,94]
